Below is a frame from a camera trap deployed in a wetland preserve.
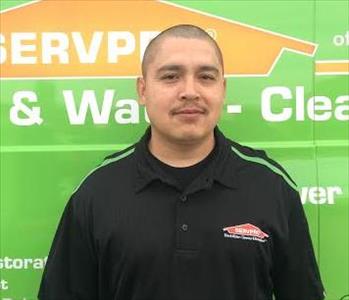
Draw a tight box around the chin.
[173,129,208,144]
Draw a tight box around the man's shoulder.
[103,143,137,165]
[223,136,297,192]
[73,143,137,194]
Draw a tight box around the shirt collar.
[133,126,238,193]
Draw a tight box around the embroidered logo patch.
[223,223,269,243]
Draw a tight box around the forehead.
[148,37,221,71]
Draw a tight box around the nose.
[178,76,200,101]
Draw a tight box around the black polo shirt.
[38,127,325,300]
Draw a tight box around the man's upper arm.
[272,183,325,300]
[38,188,98,300]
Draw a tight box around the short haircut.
[141,24,224,77]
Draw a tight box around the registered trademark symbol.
[206,28,217,39]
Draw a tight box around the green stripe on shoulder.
[72,147,135,194]
[230,145,298,191]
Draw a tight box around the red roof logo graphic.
[223,223,269,239]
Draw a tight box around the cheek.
[144,93,172,120]
[146,88,176,110]
[207,95,224,113]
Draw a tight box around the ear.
[137,77,146,105]
[223,77,227,99]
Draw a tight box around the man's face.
[137,37,226,144]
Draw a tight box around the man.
[39,24,325,300]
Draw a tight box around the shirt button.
[180,195,187,202]
[181,224,189,232]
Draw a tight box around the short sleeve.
[38,189,98,300]
[272,185,326,300]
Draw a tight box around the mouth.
[173,108,206,115]
[172,108,206,123]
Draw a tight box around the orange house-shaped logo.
[1,0,345,78]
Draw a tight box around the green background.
[1,1,348,299]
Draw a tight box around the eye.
[200,73,216,81]
[160,73,178,81]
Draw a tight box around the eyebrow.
[156,64,183,74]
[198,65,220,74]
[156,64,220,75]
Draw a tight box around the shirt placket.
[175,192,196,251]
[174,177,211,251]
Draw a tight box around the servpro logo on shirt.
[223,223,269,243]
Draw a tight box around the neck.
[148,128,215,167]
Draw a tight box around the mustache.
[170,104,207,115]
